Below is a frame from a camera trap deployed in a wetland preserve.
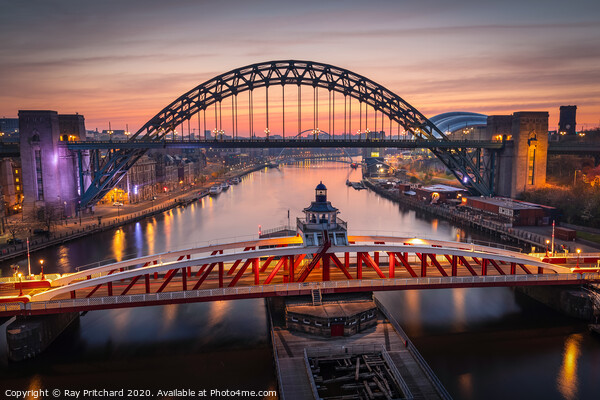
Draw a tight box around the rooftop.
[468,196,543,210]
[419,184,466,193]
[286,300,376,319]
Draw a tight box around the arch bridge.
[74,60,500,208]
[2,235,598,317]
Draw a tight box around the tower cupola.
[297,182,348,246]
[315,181,327,202]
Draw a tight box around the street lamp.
[576,248,581,268]
[40,259,45,280]
[545,239,550,256]
[18,273,23,296]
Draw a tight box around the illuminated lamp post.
[545,239,550,257]
[576,248,581,268]
[40,259,45,280]
[18,273,23,296]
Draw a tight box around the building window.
[35,149,44,200]
[527,146,536,185]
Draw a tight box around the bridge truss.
[77,60,499,209]
[3,235,597,317]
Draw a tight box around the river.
[1,161,599,399]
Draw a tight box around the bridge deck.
[1,236,598,316]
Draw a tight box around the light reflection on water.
[452,289,466,332]
[557,333,582,400]
[112,228,124,262]
[1,161,599,399]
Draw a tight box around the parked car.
[33,228,50,236]
[113,202,123,206]
[7,238,23,245]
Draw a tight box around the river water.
[1,161,599,399]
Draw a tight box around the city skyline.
[1,0,600,133]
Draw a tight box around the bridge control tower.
[297,182,348,246]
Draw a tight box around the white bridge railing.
[2,272,598,315]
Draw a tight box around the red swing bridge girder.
[1,235,599,316]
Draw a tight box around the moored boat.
[209,185,222,195]
[221,181,230,191]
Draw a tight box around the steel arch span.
[81,60,491,207]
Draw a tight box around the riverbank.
[363,178,598,253]
[0,162,268,264]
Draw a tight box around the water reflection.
[146,220,155,256]
[112,228,124,262]
[452,289,466,332]
[134,222,143,258]
[458,373,473,399]
[56,245,71,274]
[160,304,178,334]
[112,307,133,339]
[209,300,231,327]
[25,375,42,400]
[404,291,422,336]
[557,333,583,400]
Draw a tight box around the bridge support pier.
[516,285,595,321]
[6,312,79,362]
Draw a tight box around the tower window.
[35,150,44,200]
[527,146,536,185]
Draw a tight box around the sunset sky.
[1,0,599,134]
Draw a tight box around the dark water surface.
[1,161,599,399]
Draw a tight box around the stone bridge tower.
[19,110,87,218]
[488,111,549,198]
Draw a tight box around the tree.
[36,205,59,232]
[5,219,25,241]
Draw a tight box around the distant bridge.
[71,60,502,208]
[2,235,598,317]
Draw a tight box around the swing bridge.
[2,234,599,317]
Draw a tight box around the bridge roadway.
[63,138,506,150]
[1,235,599,317]
[4,138,599,156]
